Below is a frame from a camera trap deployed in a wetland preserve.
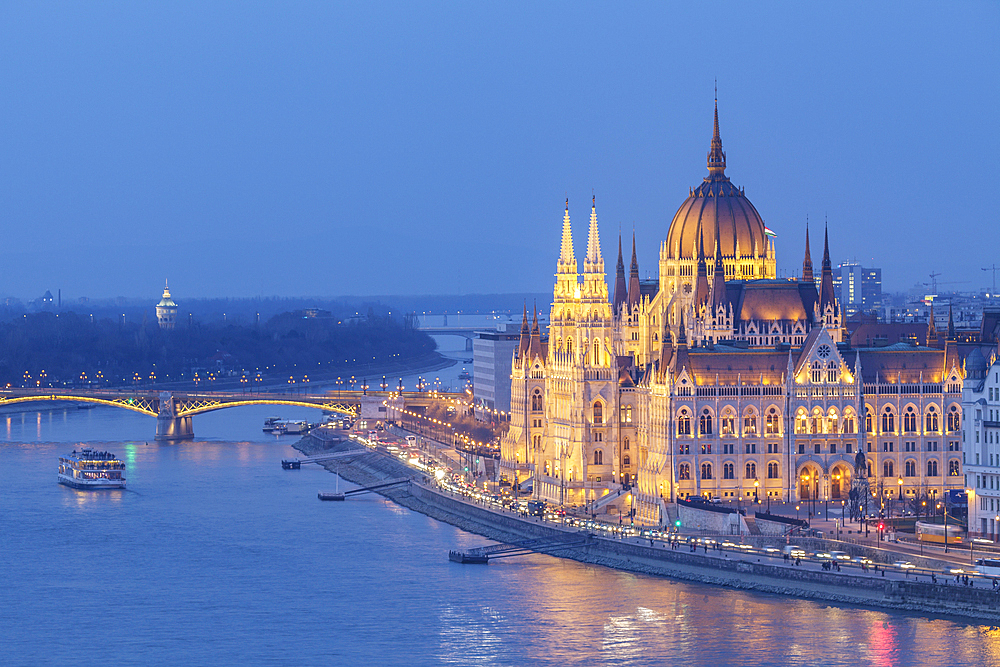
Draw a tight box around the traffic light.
[674,519,682,528]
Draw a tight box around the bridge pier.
[155,391,194,441]
[156,415,194,441]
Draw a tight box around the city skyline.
[0,3,996,300]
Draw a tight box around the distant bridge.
[417,327,484,350]
[0,388,464,441]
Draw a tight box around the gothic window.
[843,409,856,434]
[593,339,601,366]
[905,460,916,477]
[743,410,757,436]
[745,462,757,479]
[593,401,603,425]
[701,462,713,480]
[765,407,780,435]
[947,405,960,432]
[811,361,822,384]
[865,407,873,434]
[867,459,873,477]
[883,461,894,478]
[531,390,542,412]
[903,406,917,433]
[678,409,691,435]
[623,437,630,450]
[827,408,839,434]
[679,463,691,480]
[927,459,939,477]
[723,463,734,479]
[620,405,633,424]
[926,405,939,433]
[532,435,541,449]
[767,462,779,479]
[701,443,712,454]
[827,361,838,383]
[700,409,713,435]
[810,409,822,435]
[722,408,736,435]
[949,459,960,476]
[594,450,603,465]
[795,408,808,434]
[881,407,895,434]
[623,455,631,466]
[595,432,603,442]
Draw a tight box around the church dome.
[665,102,769,261]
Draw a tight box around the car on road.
[830,551,851,561]
[783,545,805,557]
[893,560,916,570]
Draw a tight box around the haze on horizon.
[0,2,997,303]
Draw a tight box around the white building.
[472,323,521,417]
[963,345,1000,540]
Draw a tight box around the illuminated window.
[593,401,603,425]
[767,462,779,479]
[679,463,691,480]
[700,409,713,435]
[723,463,734,479]
[701,462,713,480]
[678,409,691,435]
[745,462,756,479]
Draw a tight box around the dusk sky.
[1,2,997,302]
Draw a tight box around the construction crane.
[928,272,942,293]
[984,264,1000,293]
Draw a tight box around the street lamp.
[823,473,829,521]
[897,476,904,517]
[754,477,760,506]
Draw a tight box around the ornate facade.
[500,103,966,525]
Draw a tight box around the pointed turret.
[707,95,726,177]
[710,220,727,310]
[584,196,603,270]
[517,303,530,358]
[659,320,674,371]
[819,222,836,311]
[613,234,627,314]
[927,303,940,347]
[948,303,956,341]
[627,233,641,310]
[558,199,576,271]
[528,304,542,361]
[674,310,689,371]
[693,225,711,311]
[802,219,814,284]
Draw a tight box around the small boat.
[58,448,126,489]
[281,459,301,470]
[263,417,282,433]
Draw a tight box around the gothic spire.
[819,220,836,310]
[518,302,530,357]
[627,232,641,309]
[707,94,726,177]
[802,218,814,284]
[948,303,956,340]
[528,303,542,360]
[585,195,603,268]
[613,234,627,314]
[694,223,711,310]
[711,221,728,310]
[558,199,576,272]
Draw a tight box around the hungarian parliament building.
[499,102,977,526]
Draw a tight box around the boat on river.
[58,448,126,489]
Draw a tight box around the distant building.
[472,322,521,418]
[833,262,881,318]
[156,281,178,329]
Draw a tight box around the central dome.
[664,102,770,262]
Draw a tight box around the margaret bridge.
[0,387,464,440]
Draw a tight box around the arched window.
[700,409,713,435]
[867,459,874,477]
[593,401,603,425]
[745,462,757,479]
[827,408,839,435]
[679,463,691,480]
[531,390,542,412]
[795,408,808,434]
[905,460,916,477]
[865,408,873,434]
[723,463,734,479]
[701,462,713,480]
[677,409,691,435]
[811,361,822,384]
[883,460,894,478]
[532,435,541,449]
[927,459,939,477]
[623,455,631,466]
[949,459,960,476]
[767,462,779,479]
[593,339,601,366]
[947,405,960,432]
[721,408,736,435]
[827,361,838,383]
[594,450,603,465]
[620,405,633,424]
[765,407,780,435]
[743,409,758,436]
[903,406,917,433]
[810,408,822,435]
[925,405,939,433]
[623,437,630,450]
[881,407,895,434]
[843,409,856,434]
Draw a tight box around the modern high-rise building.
[472,323,521,417]
[833,262,881,318]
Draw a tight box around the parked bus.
[915,521,964,544]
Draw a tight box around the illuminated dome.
[664,101,770,263]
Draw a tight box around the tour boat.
[58,448,126,490]
[263,417,283,433]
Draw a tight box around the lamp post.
[754,477,760,506]
[823,473,829,521]
[897,476,904,518]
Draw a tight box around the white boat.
[58,448,126,489]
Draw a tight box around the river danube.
[1,405,997,666]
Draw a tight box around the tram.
[915,521,964,544]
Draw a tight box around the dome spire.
[707,88,726,177]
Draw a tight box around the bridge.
[0,387,464,441]
[416,327,483,351]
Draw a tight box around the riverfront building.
[472,324,521,416]
[963,341,1000,540]
[500,102,971,525]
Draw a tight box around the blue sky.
[0,2,997,300]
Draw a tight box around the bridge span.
[0,388,464,441]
